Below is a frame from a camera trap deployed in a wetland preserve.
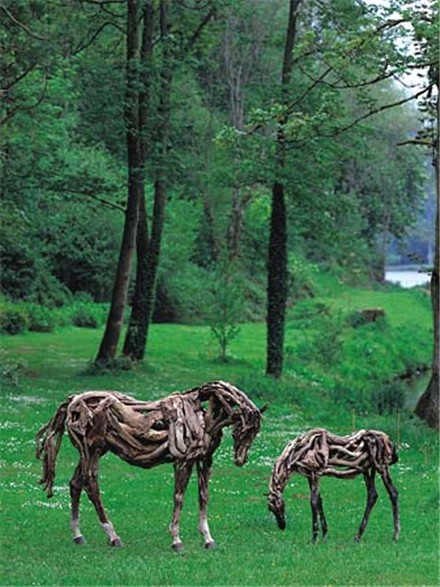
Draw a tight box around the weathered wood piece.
[268,428,399,542]
[36,381,262,551]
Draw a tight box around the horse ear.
[260,404,269,414]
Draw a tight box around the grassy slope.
[0,280,438,586]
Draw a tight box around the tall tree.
[266,0,302,377]
[123,0,216,360]
[412,1,439,428]
[123,0,170,361]
[96,0,142,363]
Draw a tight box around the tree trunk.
[416,83,439,428]
[266,181,288,377]
[96,0,141,364]
[123,179,167,360]
[266,0,302,377]
[123,0,171,360]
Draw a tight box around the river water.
[385,266,431,407]
[385,267,431,288]
[404,371,431,409]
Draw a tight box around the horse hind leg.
[82,452,122,547]
[355,469,378,542]
[69,463,85,544]
[317,493,328,540]
[380,467,400,541]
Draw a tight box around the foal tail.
[35,400,69,498]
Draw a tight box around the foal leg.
[169,462,193,552]
[380,467,400,541]
[69,462,85,544]
[308,476,321,544]
[82,454,122,547]
[317,493,328,540]
[197,459,216,549]
[355,469,378,542]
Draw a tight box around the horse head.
[198,380,265,466]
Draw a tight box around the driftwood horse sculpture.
[268,428,399,542]
[36,381,263,551]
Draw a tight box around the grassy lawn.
[0,282,438,585]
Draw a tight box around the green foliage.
[290,310,345,367]
[70,302,107,329]
[347,309,386,328]
[288,253,318,300]
[203,263,245,362]
[26,304,56,333]
[0,304,28,335]
[290,299,331,322]
[0,348,25,386]
[372,381,406,415]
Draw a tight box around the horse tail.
[35,399,69,498]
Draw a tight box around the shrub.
[27,304,55,332]
[71,303,105,328]
[0,306,27,335]
[347,308,386,328]
[288,253,318,301]
[372,382,406,414]
[203,262,244,362]
[291,299,330,322]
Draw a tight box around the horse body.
[36,381,262,550]
[268,428,399,542]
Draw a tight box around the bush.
[347,308,386,328]
[372,381,405,414]
[0,306,27,335]
[288,253,318,301]
[71,303,105,328]
[203,262,244,362]
[27,304,55,332]
[0,349,26,385]
[291,299,330,322]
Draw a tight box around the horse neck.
[206,395,235,436]
[269,458,290,500]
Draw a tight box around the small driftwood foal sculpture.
[268,428,399,542]
[36,381,262,551]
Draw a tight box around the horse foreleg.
[170,462,193,552]
[355,469,378,542]
[197,459,216,549]
[69,463,85,544]
[82,454,122,547]
[308,476,320,544]
[380,467,400,541]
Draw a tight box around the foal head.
[267,490,286,530]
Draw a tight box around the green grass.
[0,282,438,585]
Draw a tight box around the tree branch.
[0,5,48,40]
[66,190,125,212]
[186,5,216,50]
[71,21,125,55]
[328,85,433,137]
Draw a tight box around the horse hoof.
[204,541,217,550]
[110,538,123,547]
[354,535,361,543]
[73,535,85,545]
[172,542,184,554]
